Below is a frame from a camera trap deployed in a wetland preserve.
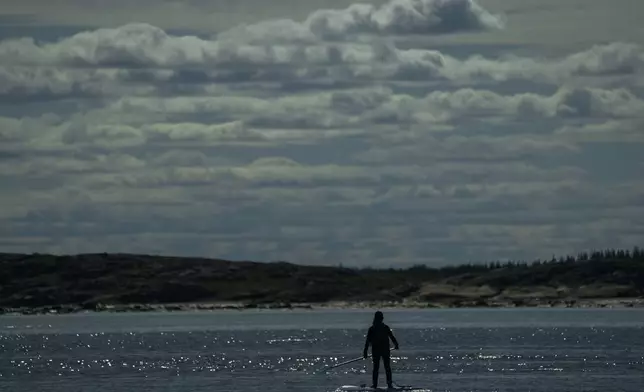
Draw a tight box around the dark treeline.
[392,247,644,289]
[407,246,644,274]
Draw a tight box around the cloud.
[3,84,641,160]
[0,114,63,149]
[221,0,505,43]
[0,104,266,151]
[1,0,643,267]
[358,86,644,126]
[430,42,644,84]
[0,65,157,101]
[0,0,503,69]
[554,120,644,143]
[0,24,218,68]
[330,86,393,114]
[106,92,357,133]
[0,152,146,179]
[7,34,640,85]
[0,20,641,102]
[356,134,578,163]
[560,42,644,76]
[142,121,265,144]
[302,0,504,39]
[113,85,644,124]
[73,157,415,190]
[554,87,644,118]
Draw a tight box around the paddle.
[317,348,398,374]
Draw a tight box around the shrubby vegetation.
[0,247,642,310]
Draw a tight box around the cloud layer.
[1,0,643,266]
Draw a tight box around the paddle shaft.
[321,348,398,372]
[325,355,369,371]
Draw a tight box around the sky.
[1,0,643,267]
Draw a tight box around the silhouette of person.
[363,311,399,389]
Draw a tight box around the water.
[1,308,644,392]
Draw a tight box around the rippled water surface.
[1,308,644,391]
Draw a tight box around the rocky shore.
[0,302,312,316]
[2,297,643,316]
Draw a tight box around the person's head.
[373,310,384,325]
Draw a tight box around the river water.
[1,308,643,391]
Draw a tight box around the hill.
[1,248,643,314]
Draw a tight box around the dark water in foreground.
[1,308,644,392]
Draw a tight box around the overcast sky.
[1,0,643,267]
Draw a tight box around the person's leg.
[383,351,392,387]
[372,354,380,388]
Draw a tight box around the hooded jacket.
[364,311,399,355]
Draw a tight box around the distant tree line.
[404,246,644,274]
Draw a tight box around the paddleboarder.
[363,311,399,389]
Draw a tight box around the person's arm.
[387,326,399,350]
[363,327,372,358]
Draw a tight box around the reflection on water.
[1,309,644,391]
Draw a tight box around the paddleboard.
[337,385,429,392]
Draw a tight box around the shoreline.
[3,250,643,317]
[2,297,644,316]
